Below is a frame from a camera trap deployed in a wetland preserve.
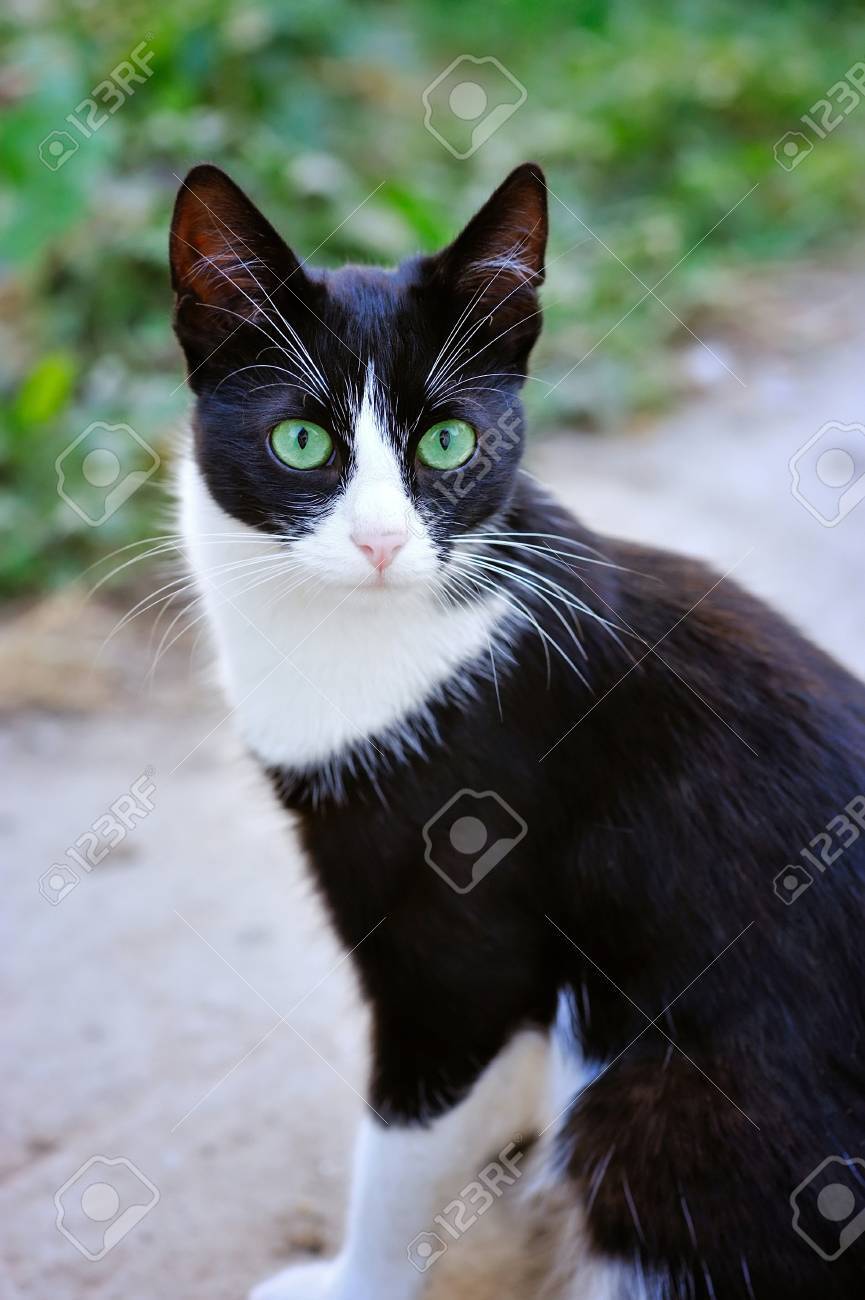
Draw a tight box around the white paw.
[249,1256,343,1300]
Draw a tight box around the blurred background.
[3,1,865,1297]
[5,0,865,595]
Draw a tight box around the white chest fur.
[180,458,504,783]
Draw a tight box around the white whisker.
[449,558,567,688]
[172,228,328,397]
[426,222,542,398]
[453,555,591,688]
[214,362,319,401]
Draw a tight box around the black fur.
[172,163,865,1298]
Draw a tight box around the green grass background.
[2,0,865,593]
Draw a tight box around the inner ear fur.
[428,162,548,362]
[436,162,548,308]
[170,164,309,353]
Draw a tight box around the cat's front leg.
[249,1028,548,1300]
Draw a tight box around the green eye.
[270,419,333,470]
[417,420,477,471]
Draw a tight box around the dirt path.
[3,266,864,1299]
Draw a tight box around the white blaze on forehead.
[345,368,414,535]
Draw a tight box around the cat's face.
[171,163,547,596]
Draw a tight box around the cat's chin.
[298,567,435,600]
[343,574,431,601]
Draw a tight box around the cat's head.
[171,162,547,594]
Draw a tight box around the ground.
[3,265,865,1299]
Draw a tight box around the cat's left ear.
[170,164,314,382]
[433,162,548,314]
[170,164,304,307]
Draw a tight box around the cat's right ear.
[428,163,548,363]
[170,165,309,378]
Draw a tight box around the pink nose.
[351,528,408,572]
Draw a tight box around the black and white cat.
[171,162,865,1299]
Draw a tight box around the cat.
[171,160,865,1299]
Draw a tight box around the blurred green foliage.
[3,0,865,594]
